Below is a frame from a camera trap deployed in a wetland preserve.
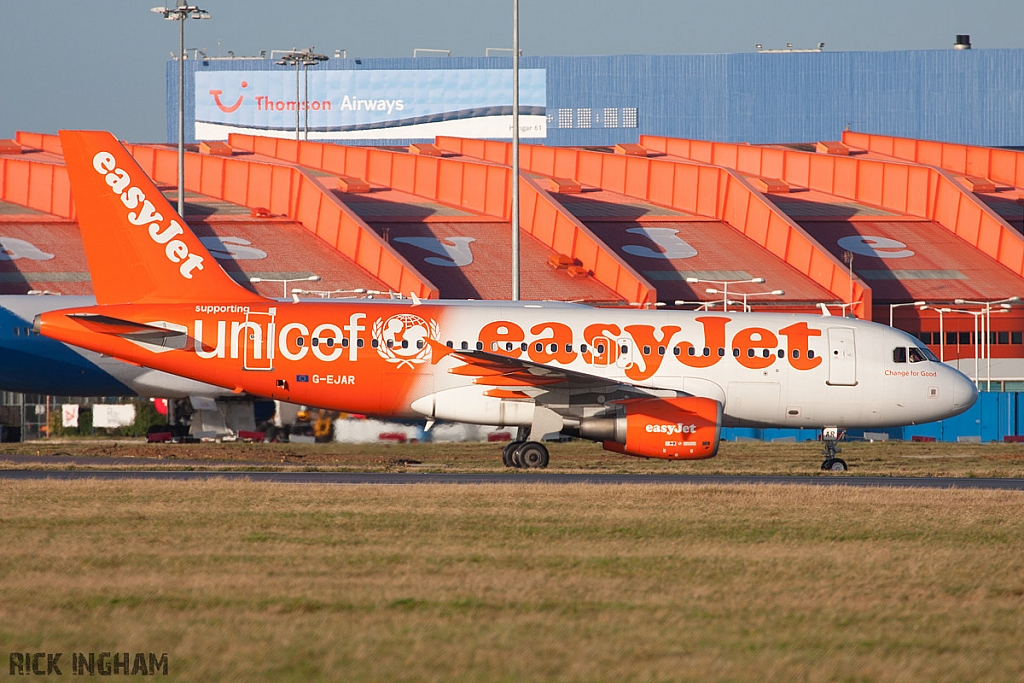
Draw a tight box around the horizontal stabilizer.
[65,313,187,342]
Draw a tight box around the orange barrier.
[230,135,653,304]
[0,155,74,218]
[844,131,1024,189]
[119,142,438,298]
[16,131,63,156]
[439,136,867,315]
[642,134,1024,293]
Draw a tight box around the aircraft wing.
[430,340,681,408]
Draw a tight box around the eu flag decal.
[296,374,310,383]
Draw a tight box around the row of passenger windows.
[293,337,423,350]
[446,340,815,360]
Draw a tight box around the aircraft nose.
[952,372,979,409]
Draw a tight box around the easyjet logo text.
[646,423,698,435]
[92,151,205,279]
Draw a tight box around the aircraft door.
[615,337,634,371]
[242,307,276,371]
[826,327,857,386]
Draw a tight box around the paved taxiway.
[1,465,1023,490]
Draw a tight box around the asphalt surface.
[0,455,1023,489]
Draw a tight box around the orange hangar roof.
[2,129,1024,354]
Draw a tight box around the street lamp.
[918,305,946,362]
[706,287,784,312]
[889,300,927,328]
[511,0,521,301]
[943,307,985,387]
[955,297,1019,390]
[686,276,765,313]
[152,1,211,219]
[250,274,320,298]
[672,300,714,311]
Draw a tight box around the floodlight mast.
[151,1,210,218]
[511,0,521,301]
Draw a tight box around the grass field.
[1,480,1023,682]
[6,438,1024,478]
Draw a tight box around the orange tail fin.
[59,130,264,305]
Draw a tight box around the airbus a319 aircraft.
[36,131,978,470]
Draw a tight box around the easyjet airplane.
[36,131,978,470]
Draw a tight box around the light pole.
[152,1,210,219]
[686,276,765,313]
[944,308,984,387]
[275,49,302,141]
[298,49,329,140]
[889,300,927,328]
[707,287,784,312]
[918,305,946,362]
[250,275,320,298]
[955,297,1019,390]
[511,0,520,301]
[673,300,714,311]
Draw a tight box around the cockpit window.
[917,346,939,362]
[893,347,907,363]
[908,347,927,363]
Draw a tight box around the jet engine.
[569,396,722,460]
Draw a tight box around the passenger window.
[643,345,651,355]
[580,344,588,354]
[893,347,907,363]
[296,337,305,347]
[658,346,665,356]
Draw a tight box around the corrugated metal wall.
[172,49,1024,147]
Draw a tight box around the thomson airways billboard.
[194,69,547,141]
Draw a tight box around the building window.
[623,107,638,128]
[577,108,592,129]
[603,108,619,128]
[558,108,572,128]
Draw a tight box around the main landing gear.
[821,426,848,472]
[502,428,550,469]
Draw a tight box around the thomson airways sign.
[194,69,547,141]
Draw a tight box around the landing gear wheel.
[514,441,550,469]
[502,441,524,468]
[821,458,848,472]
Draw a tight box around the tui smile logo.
[209,81,248,113]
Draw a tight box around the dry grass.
[5,438,1024,478]
[1,480,1023,682]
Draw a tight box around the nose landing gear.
[821,426,847,472]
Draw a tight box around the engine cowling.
[576,396,722,460]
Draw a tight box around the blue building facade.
[171,48,1024,147]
